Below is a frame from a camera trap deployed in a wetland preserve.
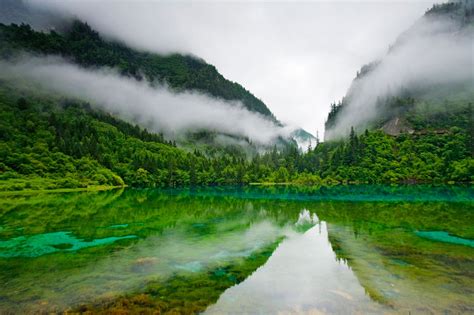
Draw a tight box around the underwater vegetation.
[74,243,279,314]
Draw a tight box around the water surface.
[0,186,472,313]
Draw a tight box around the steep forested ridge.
[0,21,276,119]
[316,1,473,183]
[314,1,474,183]
[0,81,314,190]
[0,81,248,190]
[325,1,474,139]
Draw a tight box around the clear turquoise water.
[415,230,474,248]
[0,185,472,313]
[0,231,137,258]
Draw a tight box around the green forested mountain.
[1,78,472,192]
[0,11,297,191]
[0,80,309,191]
[316,1,473,183]
[0,81,241,190]
[0,21,275,119]
[325,1,474,139]
[313,1,474,183]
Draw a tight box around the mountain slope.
[0,21,276,120]
[0,80,259,190]
[297,1,473,183]
[325,0,474,140]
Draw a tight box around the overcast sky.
[28,0,436,136]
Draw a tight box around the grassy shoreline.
[249,181,472,186]
[1,181,472,196]
[0,185,125,196]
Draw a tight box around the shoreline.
[0,185,125,196]
[0,181,472,195]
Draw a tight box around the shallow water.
[0,186,473,314]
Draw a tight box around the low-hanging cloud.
[1,57,294,144]
[325,14,474,139]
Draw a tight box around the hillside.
[0,80,268,191]
[325,0,474,140]
[304,1,473,183]
[0,79,320,191]
[0,21,276,120]
[0,1,323,151]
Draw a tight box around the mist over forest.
[325,6,473,139]
[0,56,292,145]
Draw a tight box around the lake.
[0,186,473,314]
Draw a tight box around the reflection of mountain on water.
[206,223,386,314]
[0,217,291,313]
[295,208,319,226]
[0,190,308,313]
[325,223,474,313]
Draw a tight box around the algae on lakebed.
[0,185,472,313]
[74,241,280,314]
[0,231,137,258]
[415,230,474,247]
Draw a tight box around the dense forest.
[0,80,472,192]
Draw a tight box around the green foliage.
[325,99,345,131]
[450,158,474,182]
[0,83,264,190]
[0,79,471,191]
[301,127,473,183]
